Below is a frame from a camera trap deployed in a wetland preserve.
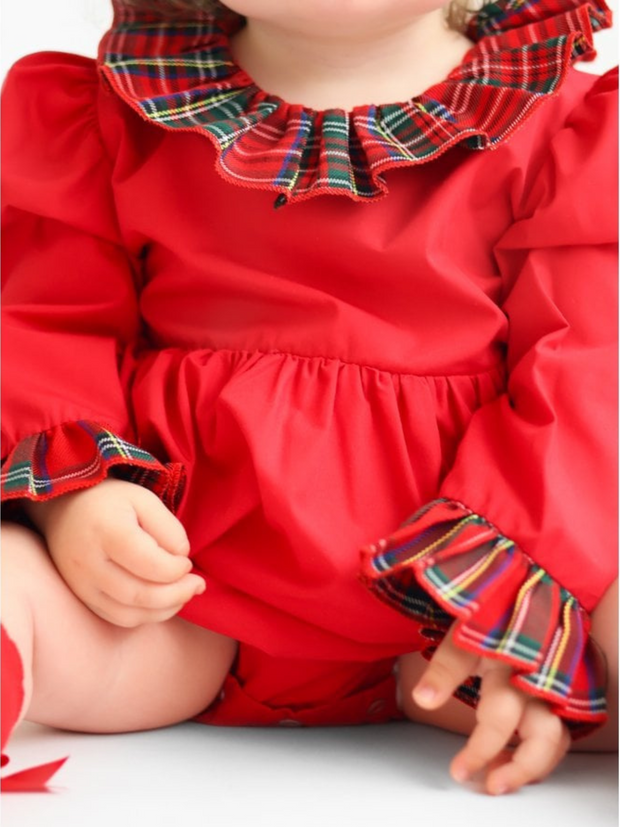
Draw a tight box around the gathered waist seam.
[136,344,507,381]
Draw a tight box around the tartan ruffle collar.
[100,0,612,204]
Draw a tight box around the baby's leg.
[578,578,618,752]
[397,578,618,753]
[2,521,237,736]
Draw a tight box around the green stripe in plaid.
[471,0,611,38]
[99,0,612,203]
[1,420,185,513]
[360,499,608,737]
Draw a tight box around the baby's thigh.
[574,578,618,752]
[2,522,237,735]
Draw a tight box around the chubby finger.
[106,530,193,583]
[97,561,206,611]
[450,665,525,785]
[130,488,191,557]
[485,703,570,795]
[413,627,479,710]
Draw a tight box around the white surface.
[0,0,618,81]
[2,720,618,826]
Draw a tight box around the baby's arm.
[2,56,191,615]
[24,479,205,627]
[363,69,617,790]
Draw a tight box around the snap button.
[366,699,386,716]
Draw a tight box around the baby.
[1,0,617,795]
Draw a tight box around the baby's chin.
[220,0,450,37]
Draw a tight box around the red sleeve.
[361,68,618,736]
[1,53,184,511]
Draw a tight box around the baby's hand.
[412,628,571,795]
[24,478,205,627]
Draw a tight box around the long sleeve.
[361,68,618,736]
[1,53,184,510]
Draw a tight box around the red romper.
[2,0,617,735]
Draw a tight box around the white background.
[1,0,618,79]
[3,720,618,827]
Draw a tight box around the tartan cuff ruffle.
[360,498,607,738]
[1,420,186,513]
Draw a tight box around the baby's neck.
[229,9,474,112]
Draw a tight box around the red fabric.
[1,626,68,792]
[1,759,69,794]
[1,51,616,672]
[196,645,402,727]
[1,626,24,757]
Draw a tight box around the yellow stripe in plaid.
[495,568,546,654]
[143,88,249,122]
[400,513,481,566]
[439,537,513,603]
[104,430,133,459]
[544,597,575,692]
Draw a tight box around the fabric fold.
[360,498,608,737]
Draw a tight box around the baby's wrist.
[22,495,69,534]
[21,480,107,532]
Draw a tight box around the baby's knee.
[1,520,74,625]
[575,579,618,752]
[591,579,618,674]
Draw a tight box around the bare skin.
[397,577,618,795]
[2,480,237,735]
[227,0,474,111]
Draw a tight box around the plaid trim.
[360,499,608,738]
[1,421,185,513]
[470,0,611,39]
[98,0,612,204]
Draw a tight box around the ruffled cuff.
[1,420,186,513]
[360,499,607,738]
